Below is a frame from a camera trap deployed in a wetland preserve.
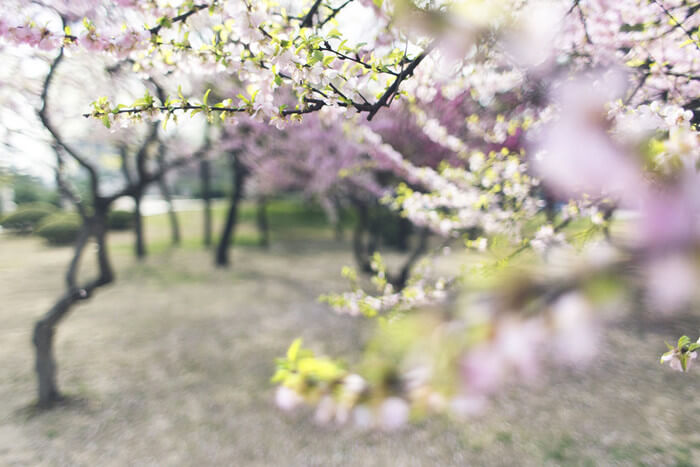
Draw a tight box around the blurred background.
[1,165,699,466]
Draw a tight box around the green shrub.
[12,174,58,206]
[191,186,228,199]
[108,209,134,230]
[36,213,81,245]
[0,203,57,232]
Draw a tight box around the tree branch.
[301,0,324,28]
[367,43,434,120]
[319,0,355,27]
[38,48,101,196]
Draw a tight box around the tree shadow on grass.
[15,393,91,420]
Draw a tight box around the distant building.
[0,186,15,215]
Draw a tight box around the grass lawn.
[1,201,700,466]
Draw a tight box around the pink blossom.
[377,397,409,431]
[314,396,336,425]
[533,72,645,206]
[275,386,303,412]
[495,317,544,381]
[645,254,697,314]
[551,293,598,365]
[449,395,488,418]
[661,348,697,372]
[638,181,699,249]
[460,344,504,395]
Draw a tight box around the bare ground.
[1,225,700,466]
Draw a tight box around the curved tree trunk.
[215,151,247,267]
[200,158,212,247]
[320,195,344,241]
[351,197,430,290]
[33,206,114,407]
[395,217,413,252]
[33,50,196,409]
[391,227,430,290]
[257,196,269,248]
[333,198,344,241]
[352,199,373,274]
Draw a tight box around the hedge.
[35,213,82,245]
[0,203,57,232]
[108,209,134,230]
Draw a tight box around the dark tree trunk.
[34,51,190,409]
[215,152,247,267]
[133,190,146,259]
[321,195,344,242]
[350,197,430,291]
[200,158,212,247]
[391,227,430,290]
[257,197,269,248]
[333,198,344,242]
[334,222,344,242]
[352,199,373,274]
[33,206,114,407]
[367,212,381,254]
[395,217,413,252]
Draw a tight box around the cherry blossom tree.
[2,0,699,426]
[1,2,213,406]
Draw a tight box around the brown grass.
[1,215,700,466]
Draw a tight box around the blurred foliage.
[11,174,61,207]
[189,185,229,199]
[0,203,57,233]
[35,212,81,245]
[235,197,355,230]
[108,209,134,231]
[370,204,414,251]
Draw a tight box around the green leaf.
[203,88,211,107]
[270,368,288,383]
[287,338,302,362]
[250,88,260,103]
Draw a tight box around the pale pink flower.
[460,344,504,395]
[275,386,302,412]
[638,181,699,249]
[533,72,645,206]
[377,397,409,431]
[661,348,697,372]
[314,396,336,425]
[495,317,544,382]
[645,254,697,314]
[551,293,599,365]
[449,395,488,418]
